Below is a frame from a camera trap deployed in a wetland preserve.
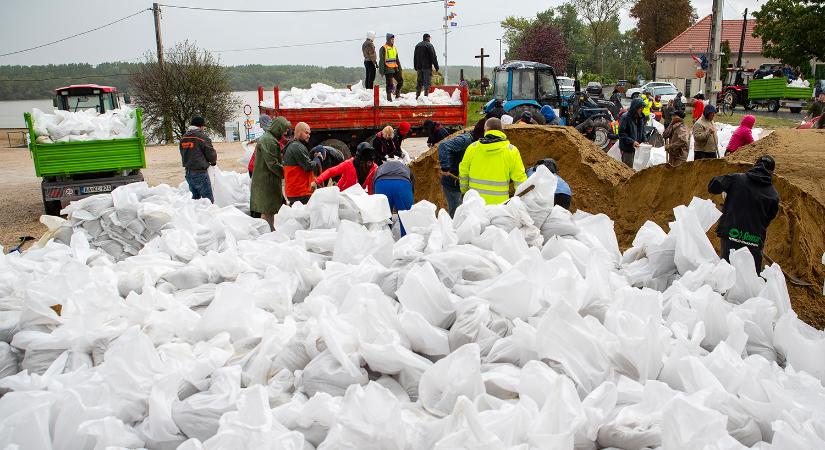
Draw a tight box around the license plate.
[80,185,113,194]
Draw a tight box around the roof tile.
[655,15,762,55]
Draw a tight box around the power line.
[158,1,441,14]
[0,73,137,82]
[0,9,150,58]
[213,21,502,54]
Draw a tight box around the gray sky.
[0,0,758,68]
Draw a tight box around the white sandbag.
[333,220,393,267]
[774,311,825,382]
[298,350,369,397]
[633,144,652,171]
[396,262,456,329]
[672,205,720,274]
[661,396,745,450]
[171,366,242,442]
[418,343,485,417]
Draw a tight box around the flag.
[446,0,456,6]
[450,22,458,27]
[691,54,702,65]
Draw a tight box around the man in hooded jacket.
[618,98,646,167]
[708,155,780,270]
[251,116,291,230]
[459,118,527,205]
[413,33,439,98]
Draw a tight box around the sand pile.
[410,126,825,328]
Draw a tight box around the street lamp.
[496,38,502,66]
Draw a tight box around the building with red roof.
[653,15,779,97]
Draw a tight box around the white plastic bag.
[418,343,485,417]
[396,262,456,329]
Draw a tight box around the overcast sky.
[1,0,759,68]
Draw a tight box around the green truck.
[25,84,146,215]
[747,78,814,113]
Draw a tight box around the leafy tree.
[720,40,731,77]
[571,0,629,69]
[131,41,240,143]
[752,0,825,72]
[630,0,697,70]
[511,24,570,70]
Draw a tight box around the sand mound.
[409,124,633,215]
[410,126,825,328]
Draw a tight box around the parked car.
[615,80,629,94]
[651,85,679,103]
[557,76,576,99]
[586,81,603,97]
[626,81,677,99]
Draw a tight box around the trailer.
[24,88,146,215]
[747,78,813,113]
[257,85,468,154]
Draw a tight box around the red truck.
[257,85,468,156]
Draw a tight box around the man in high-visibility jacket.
[379,33,403,102]
[641,90,653,123]
[459,118,527,205]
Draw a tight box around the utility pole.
[153,2,171,142]
[153,3,164,66]
[496,38,502,66]
[735,8,748,69]
[705,0,724,106]
[443,1,449,85]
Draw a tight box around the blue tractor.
[483,61,618,150]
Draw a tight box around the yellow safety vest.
[383,45,398,69]
[642,95,653,116]
[458,130,527,205]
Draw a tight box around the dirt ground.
[0,137,429,251]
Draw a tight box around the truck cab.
[54,84,121,113]
[484,61,563,125]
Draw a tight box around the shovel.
[762,252,814,287]
[8,236,35,254]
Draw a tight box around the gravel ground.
[0,137,429,251]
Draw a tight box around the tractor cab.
[484,61,563,124]
[53,84,121,113]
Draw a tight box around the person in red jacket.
[312,142,378,194]
[692,95,705,122]
[726,115,756,154]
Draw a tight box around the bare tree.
[572,0,629,71]
[131,41,240,143]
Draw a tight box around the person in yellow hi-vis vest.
[459,118,527,205]
[641,90,653,123]
[379,33,403,102]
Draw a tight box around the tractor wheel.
[320,138,352,159]
[789,107,802,114]
[509,105,546,124]
[767,100,780,113]
[591,118,613,151]
[43,200,62,216]
[723,91,737,110]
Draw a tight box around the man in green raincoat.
[250,116,291,229]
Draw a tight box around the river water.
[0,91,265,129]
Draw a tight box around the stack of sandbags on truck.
[31,105,137,143]
[261,81,463,109]
[0,166,824,449]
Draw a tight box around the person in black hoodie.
[708,155,780,270]
[618,98,646,167]
[413,33,439,99]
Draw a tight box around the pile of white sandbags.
[31,105,138,143]
[787,79,810,88]
[260,81,462,109]
[49,177,266,261]
[1,167,824,449]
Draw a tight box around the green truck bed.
[748,78,814,100]
[25,108,146,178]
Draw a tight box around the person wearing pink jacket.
[726,115,756,154]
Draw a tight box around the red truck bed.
[257,85,468,132]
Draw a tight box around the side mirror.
[123,94,132,104]
[52,97,59,108]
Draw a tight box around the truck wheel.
[509,105,546,124]
[591,119,613,151]
[789,107,802,114]
[767,100,780,113]
[320,139,352,159]
[44,200,62,216]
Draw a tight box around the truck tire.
[789,107,802,114]
[44,200,62,216]
[591,118,613,151]
[320,139,352,159]
[509,105,546,125]
[767,100,780,113]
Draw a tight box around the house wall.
[654,53,780,97]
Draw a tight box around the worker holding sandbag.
[459,118,527,205]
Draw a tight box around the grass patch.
[713,112,800,129]
[467,101,486,128]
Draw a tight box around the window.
[66,95,100,112]
[538,72,559,99]
[493,70,509,99]
[102,93,116,112]
[512,70,536,100]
